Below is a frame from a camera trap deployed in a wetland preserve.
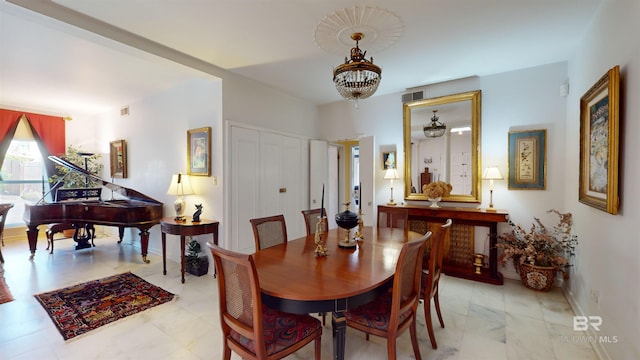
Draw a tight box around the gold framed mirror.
[403,90,482,203]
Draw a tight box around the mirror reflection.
[403,90,482,203]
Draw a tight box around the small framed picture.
[508,129,546,190]
[187,127,211,176]
[382,151,396,169]
[109,139,127,178]
[579,65,620,214]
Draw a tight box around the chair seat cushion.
[344,293,412,331]
[230,306,321,356]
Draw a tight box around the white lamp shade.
[166,173,194,196]
[482,167,503,180]
[384,168,399,180]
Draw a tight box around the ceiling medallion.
[314,6,403,106]
[314,6,403,55]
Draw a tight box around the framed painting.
[579,65,620,215]
[187,127,211,176]
[109,139,127,178]
[508,129,546,190]
[382,151,396,169]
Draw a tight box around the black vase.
[335,208,358,230]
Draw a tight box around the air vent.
[401,91,424,102]
[120,106,129,117]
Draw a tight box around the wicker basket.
[519,263,556,292]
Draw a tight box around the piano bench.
[46,223,75,254]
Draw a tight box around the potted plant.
[48,145,104,237]
[49,144,103,189]
[497,209,578,291]
[185,238,209,276]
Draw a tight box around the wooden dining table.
[253,226,427,360]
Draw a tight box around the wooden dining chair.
[377,206,409,231]
[344,232,432,360]
[0,203,15,263]
[208,243,322,360]
[421,218,452,349]
[249,214,288,251]
[301,208,328,236]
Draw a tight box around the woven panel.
[221,258,253,327]
[256,221,286,249]
[408,219,428,235]
[448,224,474,266]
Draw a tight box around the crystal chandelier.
[423,110,446,138]
[332,33,382,107]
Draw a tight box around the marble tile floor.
[0,236,598,360]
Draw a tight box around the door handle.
[279,188,286,193]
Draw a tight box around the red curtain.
[0,110,23,170]
[23,113,66,156]
[0,110,22,141]
[0,109,66,176]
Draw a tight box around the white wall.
[479,63,569,224]
[565,2,640,359]
[76,78,223,265]
[222,71,318,137]
[73,69,319,275]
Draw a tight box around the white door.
[230,127,306,252]
[309,141,340,229]
[261,132,304,239]
[450,151,472,195]
[230,126,260,253]
[309,140,328,210]
[358,136,375,225]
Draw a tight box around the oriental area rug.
[0,272,14,304]
[34,272,175,340]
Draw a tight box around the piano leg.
[139,228,151,264]
[118,226,125,244]
[27,226,39,259]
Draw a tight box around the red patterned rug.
[34,272,175,340]
[0,273,13,304]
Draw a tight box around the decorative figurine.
[192,204,202,222]
[314,216,328,257]
[353,208,365,241]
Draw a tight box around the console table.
[160,217,219,283]
[378,204,509,284]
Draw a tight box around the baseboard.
[562,286,609,360]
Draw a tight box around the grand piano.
[23,156,163,263]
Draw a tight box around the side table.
[160,217,219,283]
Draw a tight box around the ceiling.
[0,0,602,117]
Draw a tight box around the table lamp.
[384,168,399,206]
[166,173,194,220]
[482,166,503,212]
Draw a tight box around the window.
[0,121,47,226]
